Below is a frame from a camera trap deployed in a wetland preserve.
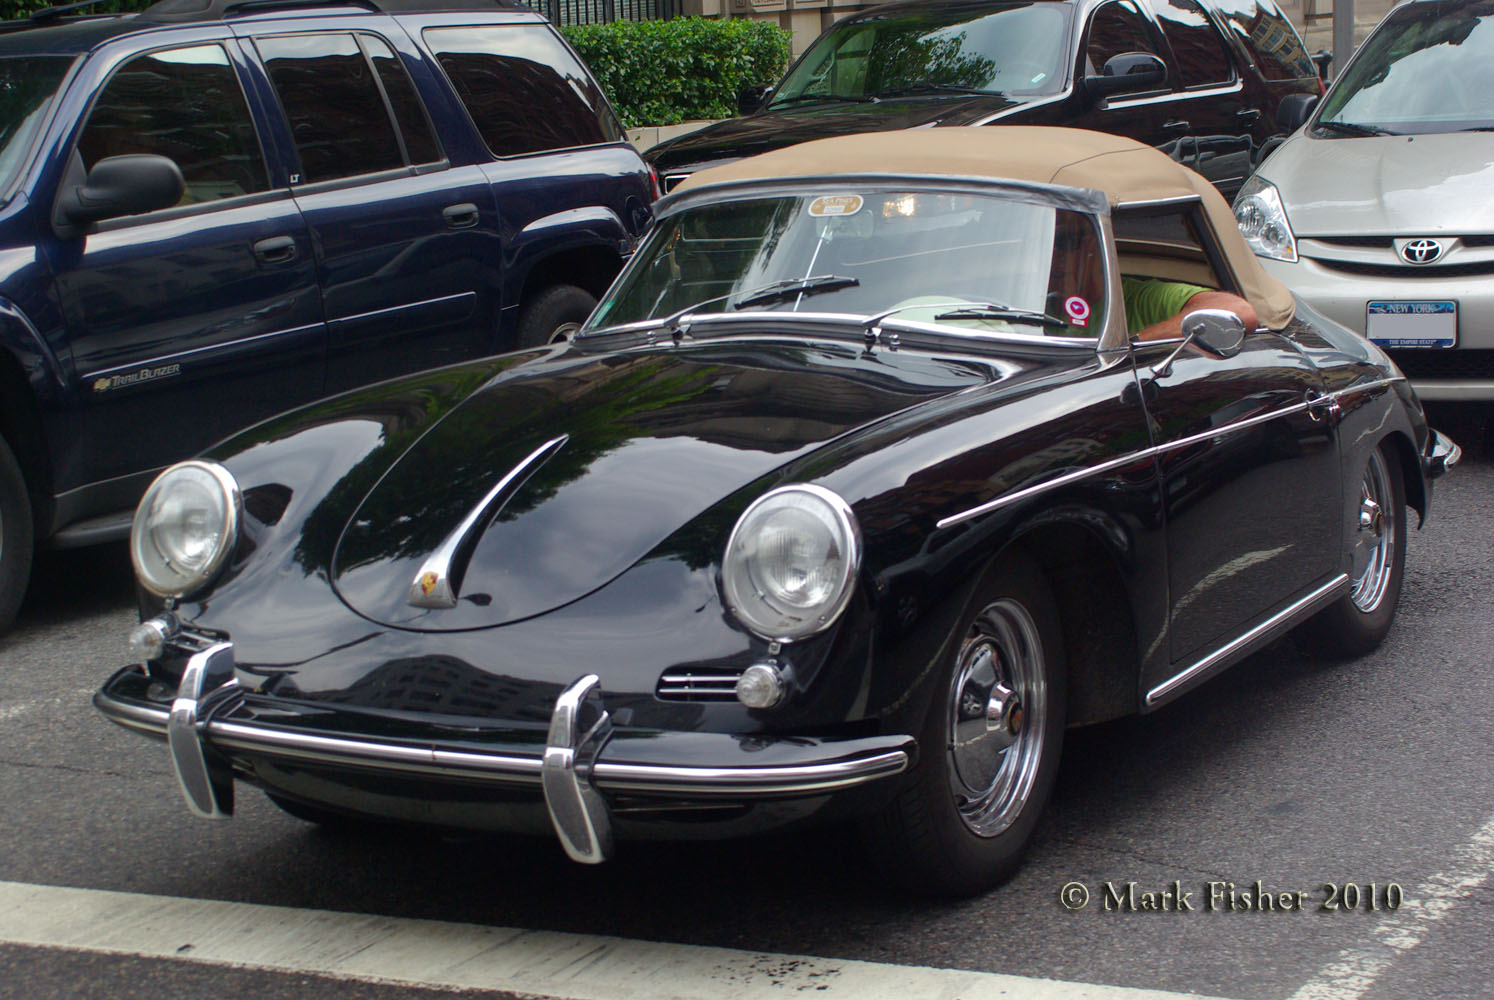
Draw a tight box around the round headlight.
[722,484,861,641]
[130,460,241,598]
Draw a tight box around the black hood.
[330,339,1001,632]
[646,95,1026,174]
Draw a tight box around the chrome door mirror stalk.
[1150,309,1248,380]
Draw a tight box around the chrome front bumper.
[96,643,914,863]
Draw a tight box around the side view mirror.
[737,85,774,116]
[54,153,184,235]
[1084,52,1168,101]
[1277,93,1320,133]
[1150,308,1247,379]
[1310,49,1333,80]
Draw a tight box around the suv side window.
[1210,0,1316,80]
[78,44,267,206]
[1084,1,1164,76]
[1153,0,1235,87]
[423,25,622,156]
[257,32,439,183]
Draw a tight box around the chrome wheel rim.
[946,598,1047,838]
[1350,450,1396,613]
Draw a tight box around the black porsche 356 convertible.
[97,128,1458,894]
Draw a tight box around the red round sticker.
[1064,296,1091,326]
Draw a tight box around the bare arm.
[1133,290,1259,344]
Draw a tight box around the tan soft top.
[675,127,1294,330]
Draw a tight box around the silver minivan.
[1233,0,1494,400]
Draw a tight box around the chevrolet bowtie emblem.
[419,572,439,597]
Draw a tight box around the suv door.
[248,25,504,395]
[47,40,323,488]
[1070,1,1194,166]
[1146,0,1254,198]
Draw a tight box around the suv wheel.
[517,284,596,349]
[0,435,34,634]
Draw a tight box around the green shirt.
[1122,277,1208,334]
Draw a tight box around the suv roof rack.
[139,0,531,23]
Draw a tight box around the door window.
[1154,0,1235,87]
[423,25,622,156]
[1084,1,1164,76]
[361,35,441,167]
[257,32,434,183]
[78,44,267,206]
[1210,0,1316,80]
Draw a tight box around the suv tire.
[0,435,34,633]
[516,284,596,349]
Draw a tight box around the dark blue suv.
[0,0,655,631]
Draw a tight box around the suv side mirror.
[1277,93,1320,133]
[1310,49,1332,80]
[1085,52,1168,101]
[55,154,184,234]
[737,85,774,116]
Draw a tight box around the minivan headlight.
[131,460,241,598]
[1233,175,1298,263]
[722,484,861,641]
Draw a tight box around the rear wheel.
[0,435,33,635]
[865,553,1065,896]
[1302,443,1406,657]
[516,284,596,349]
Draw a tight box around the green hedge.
[563,17,790,129]
[1,0,148,17]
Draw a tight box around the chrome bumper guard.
[96,643,914,864]
[1426,429,1461,481]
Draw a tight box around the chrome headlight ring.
[130,460,242,599]
[722,483,862,642]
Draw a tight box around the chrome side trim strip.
[937,398,1313,529]
[1145,574,1349,708]
[935,377,1406,530]
[82,322,324,382]
[408,434,569,608]
[329,291,476,329]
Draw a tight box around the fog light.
[128,615,177,662]
[735,663,786,709]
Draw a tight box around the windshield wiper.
[768,93,879,108]
[872,83,1000,98]
[932,304,1069,329]
[731,275,861,309]
[1316,120,1396,137]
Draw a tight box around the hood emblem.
[407,435,569,610]
[1399,238,1445,265]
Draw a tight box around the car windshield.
[769,3,1070,106]
[583,187,1107,340]
[0,56,74,195]
[1317,1,1494,134]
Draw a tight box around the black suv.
[647,0,1321,199]
[0,0,655,632]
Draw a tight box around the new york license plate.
[1366,301,1457,348]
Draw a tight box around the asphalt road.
[0,404,1490,1000]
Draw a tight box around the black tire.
[864,551,1066,897]
[1301,442,1406,657]
[516,284,597,349]
[0,435,33,635]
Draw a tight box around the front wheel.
[1302,442,1406,657]
[516,284,597,349]
[0,435,33,634]
[865,553,1066,896]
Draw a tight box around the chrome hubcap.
[947,598,1046,838]
[1350,451,1396,613]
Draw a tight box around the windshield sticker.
[1064,296,1091,327]
[808,195,864,218]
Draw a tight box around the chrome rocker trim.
[96,646,914,863]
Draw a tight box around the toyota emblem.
[1400,238,1445,265]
